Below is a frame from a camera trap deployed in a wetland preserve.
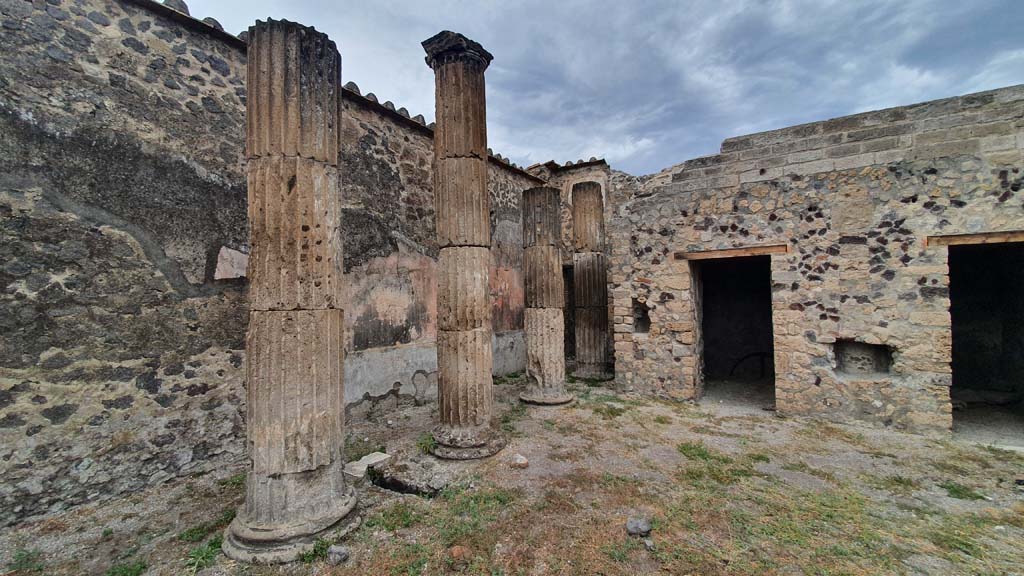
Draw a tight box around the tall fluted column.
[572,181,611,379]
[223,20,358,564]
[424,31,505,459]
[521,187,573,404]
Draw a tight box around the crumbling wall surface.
[0,0,537,527]
[0,0,249,528]
[615,85,1024,433]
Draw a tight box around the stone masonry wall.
[613,85,1024,434]
[0,0,539,526]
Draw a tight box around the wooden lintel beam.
[673,244,790,261]
[925,231,1024,247]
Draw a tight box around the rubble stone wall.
[612,85,1024,434]
[0,0,537,526]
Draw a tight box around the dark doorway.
[695,255,775,409]
[563,265,576,363]
[949,242,1024,445]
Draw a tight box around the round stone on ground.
[626,517,652,537]
[326,545,349,565]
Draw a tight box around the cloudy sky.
[190,0,1023,175]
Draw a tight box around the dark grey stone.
[327,545,350,566]
[86,11,109,26]
[121,37,148,55]
[117,17,134,35]
[40,403,77,424]
[626,517,652,537]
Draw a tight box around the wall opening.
[949,242,1024,443]
[563,265,576,363]
[694,255,775,409]
[632,298,651,334]
[835,340,892,375]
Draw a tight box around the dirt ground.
[3,374,1023,576]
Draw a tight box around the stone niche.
[834,340,893,375]
[632,298,651,334]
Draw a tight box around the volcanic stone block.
[432,327,505,459]
[424,30,504,459]
[437,247,491,331]
[573,252,608,308]
[521,308,572,405]
[245,20,340,162]
[247,156,343,311]
[225,309,357,562]
[522,186,561,248]
[575,307,610,379]
[572,181,604,252]
[225,19,357,564]
[433,157,490,247]
[524,245,564,308]
[425,33,491,160]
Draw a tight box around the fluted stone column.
[521,187,573,404]
[424,31,505,459]
[572,181,611,379]
[223,20,358,564]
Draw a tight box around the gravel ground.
[3,375,1023,575]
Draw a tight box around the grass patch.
[433,483,518,548]
[104,560,147,576]
[366,501,424,531]
[185,533,222,574]
[653,414,672,424]
[927,524,984,558]
[297,538,331,563]
[601,537,641,562]
[874,474,920,494]
[746,452,771,463]
[416,432,436,455]
[7,548,44,573]
[217,473,246,490]
[591,403,626,419]
[177,508,236,542]
[939,481,985,500]
[677,441,731,463]
[500,403,528,435]
[568,374,610,387]
[387,542,430,576]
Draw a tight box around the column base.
[222,485,359,564]
[430,425,506,460]
[520,390,575,405]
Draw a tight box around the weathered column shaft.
[224,20,357,564]
[424,31,504,459]
[572,181,610,379]
[521,187,572,405]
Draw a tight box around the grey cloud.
[190,0,1024,174]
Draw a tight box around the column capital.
[422,30,493,70]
